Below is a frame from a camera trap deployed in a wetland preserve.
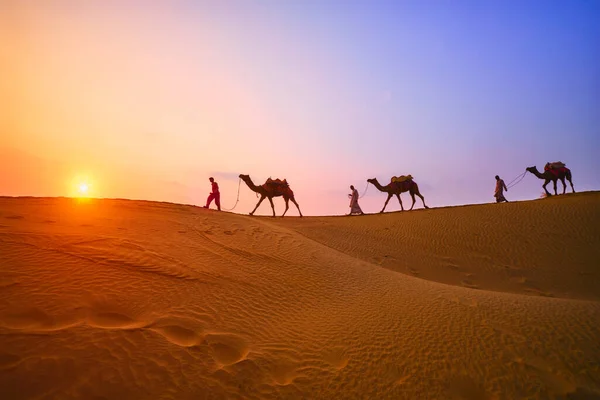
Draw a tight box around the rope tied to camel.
[506,171,527,189]
[221,178,242,211]
[358,181,369,199]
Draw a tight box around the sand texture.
[1,193,599,399]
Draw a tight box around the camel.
[525,166,575,196]
[239,174,303,217]
[367,177,429,213]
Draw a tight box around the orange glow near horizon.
[68,174,95,198]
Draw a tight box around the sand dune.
[1,193,599,399]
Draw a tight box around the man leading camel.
[494,175,508,203]
[203,177,221,210]
[347,185,364,215]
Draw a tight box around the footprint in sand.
[152,325,200,347]
[270,361,301,385]
[148,318,205,347]
[0,308,55,330]
[204,333,249,366]
[0,308,83,331]
[86,311,147,330]
[4,215,24,220]
[323,347,350,370]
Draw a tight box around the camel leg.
[408,192,416,211]
[417,192,429,209]
[282,198,290,217]
[552,180,558,195]
[565,170,576,193]
[381,193,393,213]
[412,183,428,209]
[290,197,303,217]
[395,193,405,211]
[560,178,567,194]
[251,196,266,215]
[542,180,552,196]
[268,197,276,217]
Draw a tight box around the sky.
[1,0,599,216]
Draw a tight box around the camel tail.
[566,168,572,181]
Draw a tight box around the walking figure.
[348,185,364,215]
[494,175,508,203]
[204,177,221,210]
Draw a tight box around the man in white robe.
[348,185,364,215]
[494,175,508,203]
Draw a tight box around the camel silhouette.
[239,174,303,217]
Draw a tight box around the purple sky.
[2,1,599,215]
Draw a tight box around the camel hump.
[391,174,413,183]
[265,178,289,187]
[545,161,566,171]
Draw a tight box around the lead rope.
[507,171,528,189]
[358,181,369,199]
[221,178,242,211]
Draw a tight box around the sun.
[69,174,96,198]
[76,181,92,197]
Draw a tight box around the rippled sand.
[1,193,599,399]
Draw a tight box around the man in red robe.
[203,177,221,211]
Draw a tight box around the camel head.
[239,174,250,181]
[367,178,377,184]
[525,166,537,174]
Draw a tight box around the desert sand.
[1,192,599,399]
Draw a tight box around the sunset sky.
[2,1,599,215]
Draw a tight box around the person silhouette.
[203,177,221,210]
[494,175,508,203]
[348,185,364,215]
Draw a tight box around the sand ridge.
[279,192,600,301]
[0,194,599,399]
